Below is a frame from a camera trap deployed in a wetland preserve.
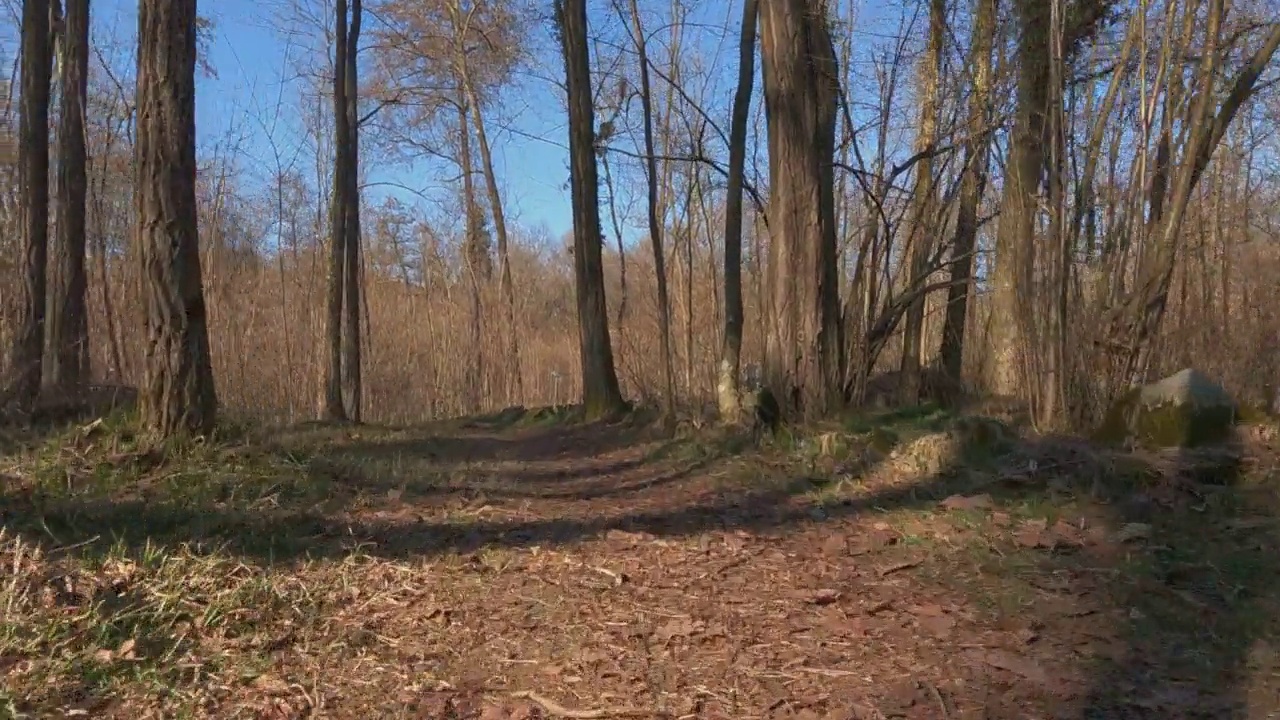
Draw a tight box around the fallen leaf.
[1049,520,1085,547]
[251,673,291,696]
[412,692,457,718]
[912,603,946,617]
[820,534,848,556]
[1013,627,1040,645]
[605,529,654,545]
[117,638,137,660]
[655,616,700,642]
[810,589,842,605]
[819,610,864,637]
[1116,522,1152,542]
[877,559,921,577]
[940,493,993,511]
[917,614,956,637]
[479,703,512,720]
[1015,519,1050,548]
[968,648,1051,686]
[1226,517,1274,532]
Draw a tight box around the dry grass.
[3,409,1280,718]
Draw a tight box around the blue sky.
[3,0,910,242]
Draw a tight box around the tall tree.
[986,0,1049,399]
[555,0,625,419]
[341,0,364,422]
[988,0,1114,400]
[1106,5,1280,386]
[322,0,364,422]
[135,0,218,437]
[898,0,945,404]
[457,95,487,413]
[622,0,676,424]
[759,0,842,419]
[5,0,53,410]
[717,0,759,422]
[46,0,92,391]
[322,0,351,421]
[448,0,524,404]
[938,0,997,397]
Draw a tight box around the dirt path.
[5,417,1280,718]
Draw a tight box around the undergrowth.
[1,407,1278,717]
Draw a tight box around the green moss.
[1095,388,1237,449]
[866,426,900,455]
[950,415,1016,460]
[1237,403,1273,425]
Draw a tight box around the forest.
[2,0,1280,717]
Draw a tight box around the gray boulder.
[1096,368,1238,448]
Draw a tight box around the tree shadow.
[296,416,664,470]
[1071,439,1280,718]
[2,415,1277,716]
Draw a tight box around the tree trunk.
[626,0,676,424]
[341,0,363,422]
[556,0,625,419]
[1108,12,1280,386]
[323,0,349,421]
[898,0,945,405]
[457,96,485,413]
[135,0,218,437]
[5,0,53,410]
[939,0,997,399]
[759,0,842,420]
[986,0,1049,399]
[460,68,524,405]
[46,0,91,391]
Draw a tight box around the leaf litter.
[2,418,1279,718]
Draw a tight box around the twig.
[511,690,671,719]
[797,666,859,678]
[48,535,101,555]
[921,680,949,719]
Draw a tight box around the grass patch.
[4,409,1280,718]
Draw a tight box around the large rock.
[1097,368,1238,448]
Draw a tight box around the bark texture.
[6,0,53,409]
[759,0,842,419]
[135,0,218,437]
[718,0,759,422]
[46,0,91,390]
[938,0,997,397]
[556,0,625,419]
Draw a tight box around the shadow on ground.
[2,410,1279,717]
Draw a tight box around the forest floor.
[3,404,1280,719]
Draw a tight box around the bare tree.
[898,0,946,404]
[46,0,91,391]
[456,94,487,412]
[988,0,1114,402]
[938,0,997,397]
[759,0,842,419]
[322,0,364,422]
[322,0,351,421]
[622,0,676,423]
[555,0,625,419]
[341,0,363,422]
[135,0,218,437]
[1105,4,1280,387]
[448,0,524,404]
[718,0,759,422]
[5,0,53,410]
